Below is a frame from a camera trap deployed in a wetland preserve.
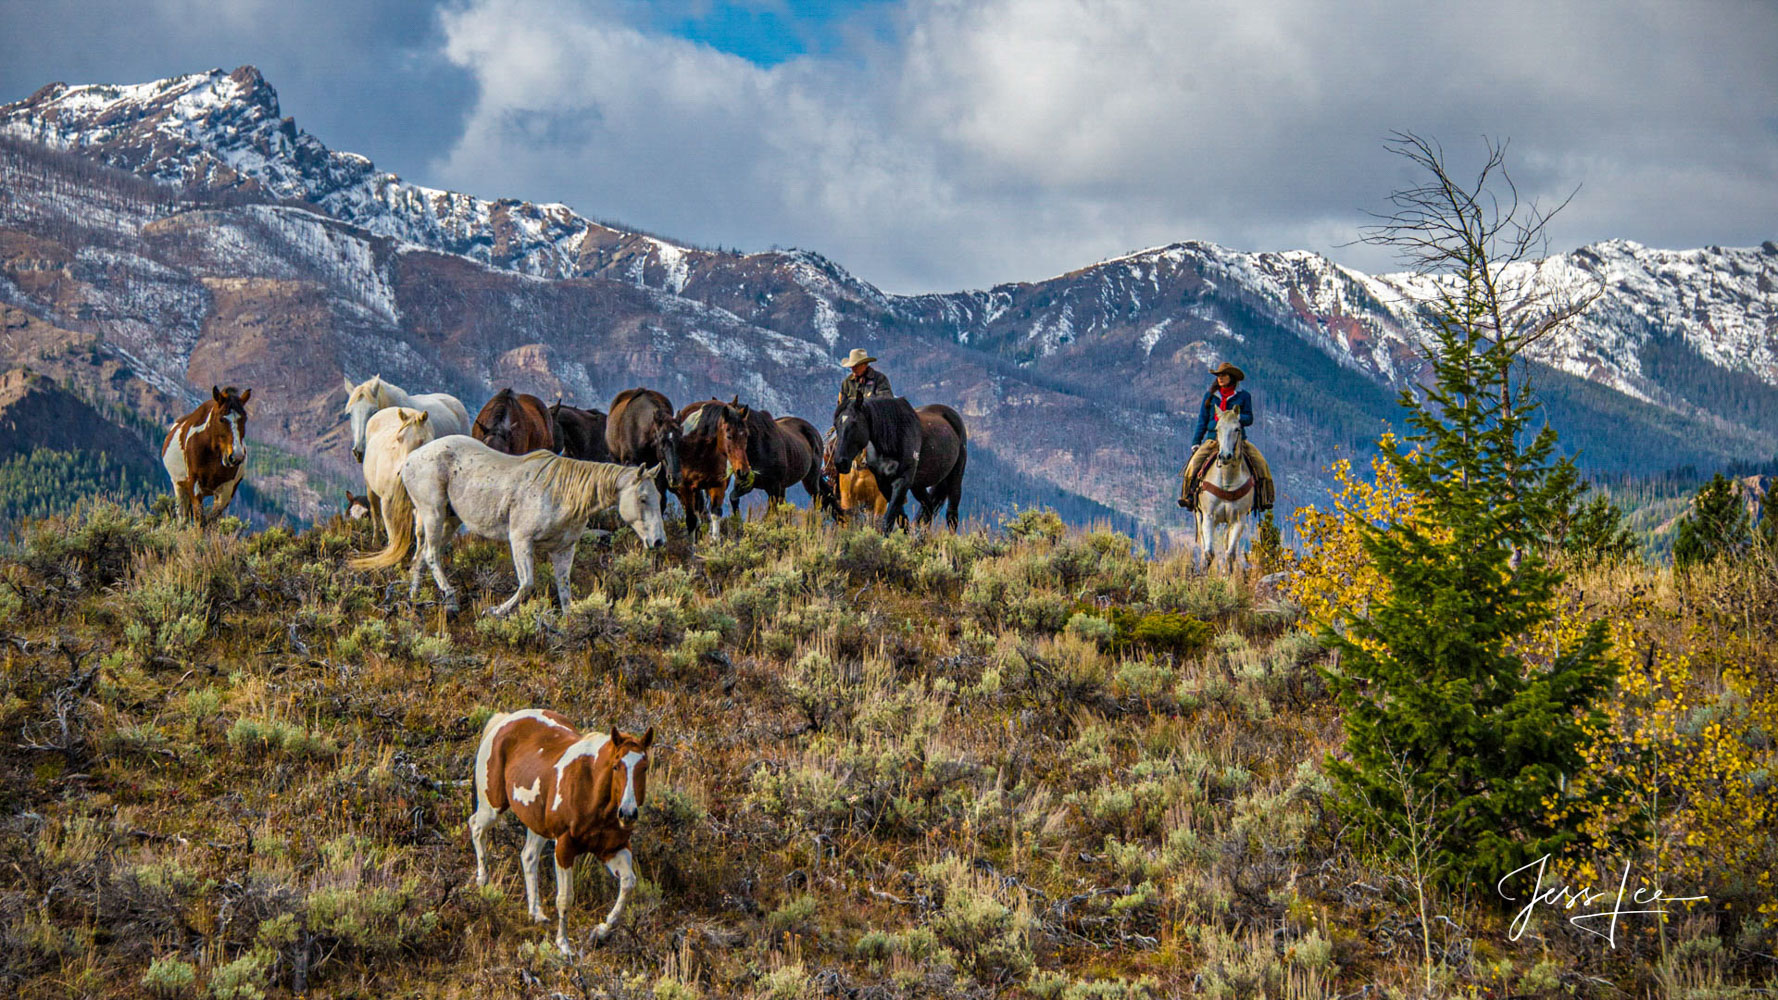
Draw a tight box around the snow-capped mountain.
[2,66,1774,531]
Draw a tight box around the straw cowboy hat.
[841,348,878,368]
[1209,362,1245,381]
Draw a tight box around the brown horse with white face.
[474,389,554,455]
[470,710,655,954]
[161,386,250,523]
[673,399,753,538]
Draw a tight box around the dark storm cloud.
[0,0,474,181]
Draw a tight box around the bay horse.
[470,710,654,954]
[349,436,665,616]
[549,399,613,462]
[343,374,471,462]
[359,407,435,541]
[1194,407,1254,573]
[674,400,753,538]
[727,403,826,514]
[607,388,684,493]
[161,386,251,523]
[822,432,885,521]
[474,389,554,455]
[832,396,967,532]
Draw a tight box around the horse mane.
[531,455,631,520]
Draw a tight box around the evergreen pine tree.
[1327,133,1616,891]
[1561,492,1639,566]
[1673,473,1752,568]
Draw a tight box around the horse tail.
[349,473,414,570]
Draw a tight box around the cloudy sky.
[3,0,1774,293]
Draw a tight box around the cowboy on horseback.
[1178,362,1274,513]
[837,348,893,408]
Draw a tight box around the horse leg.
[706,486,726,539]
[468,777,503,887]
[881,475,912,533]
[592,847,637,941]
[210,476,241,523]
[521,830,548,923]
[1196,507,1214,574]
[491,531,537,617]
[553,843,578,955]
[369,491,384,541]
[675,485,699,538]
[1223,514,1247,573]
[549,542,577,611]
[423,515,457,612]
[175,480,197,522]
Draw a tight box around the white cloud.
[431,0,1778,293]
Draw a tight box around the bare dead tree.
[1362,132,1602,408]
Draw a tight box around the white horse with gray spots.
[349,434,665,615]
[342,374,470,463]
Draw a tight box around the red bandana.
[1215,385,1238,409]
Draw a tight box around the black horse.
[728,401,827,514]
[831,395,966,532]
[549,399,613,462]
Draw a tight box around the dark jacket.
[1191,385,1253,446]
[837,367,893,408]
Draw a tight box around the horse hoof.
[591,923,614,942]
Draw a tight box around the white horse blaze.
[619,751,644,813]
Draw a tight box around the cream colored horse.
[350,435,666,616]
[343,374,470,463]
[1195,408,1255,573]
[360,407,435,540]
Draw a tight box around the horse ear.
[212,385,223,402]
[414,410,429,424]
[342,376,354,393]
[643,463,662,481]
[239,388,251,404]
[610,725,621,746]
[641,727,654,749]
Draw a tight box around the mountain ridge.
[2,66,1774,534]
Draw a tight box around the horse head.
[619,463,668,549]
[212,385,250,468]
[397,408,433,450]
[652,417,684,488]
[1215,407,1245,465]
[608,725,656,826]
[716,404,754,491]
[831,396,869,474]
[344,375,381,461]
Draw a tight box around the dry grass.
[0,502,1768,997]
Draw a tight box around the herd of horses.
[160,374,974,617]
[149,373,1273,950]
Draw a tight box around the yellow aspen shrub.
[1282,437,1444,650]
[1549,594,1777,929]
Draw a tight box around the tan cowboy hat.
[1209,362,1245,381]
[841,348,878,367]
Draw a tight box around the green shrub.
[142,956,197,997]
[208,947,272,1000]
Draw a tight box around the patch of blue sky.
[663,0,896,66]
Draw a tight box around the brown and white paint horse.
[470,710,655,953]
[161,386,250,523]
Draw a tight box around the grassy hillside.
[0,504,1768,998]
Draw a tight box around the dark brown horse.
[728,402,827,514]
[549,399,613,462]
[832,395,967,531]
[607,388,683,491]
[473,389,554,455]
[673,400,753,538]
[160,385,251,523]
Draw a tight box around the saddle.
[1181,448,1269,511]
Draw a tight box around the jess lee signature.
[1498,854,1708,948]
